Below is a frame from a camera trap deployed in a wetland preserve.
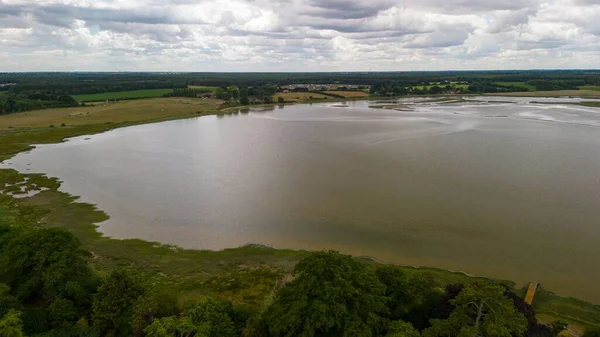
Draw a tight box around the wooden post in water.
[525,282,539,305]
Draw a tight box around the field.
[0,98,220,130]
[496,81,537,91]
[275,92,330,101]
[579,85,600,91]
[323,91,370,98]
[490,90,600,98]
[1,96,600,331]
[71,89,174,102]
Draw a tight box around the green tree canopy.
[92,269,145,337]
[423,282,527,337]
[133,288,180,336]
[143,297,246,337]
[386,320,420,337]
[0,309,24,337]
[144,315,207,337]
[0,227,96,303]
[264,251,388,337]
[0,284,20,319]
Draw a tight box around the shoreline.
[1,96,600,331]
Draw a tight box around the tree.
[376,266,443,330]
[0,284,20,318]
[0,309,24,337]
[0,227,96,303]
[264,251,388,337]
[133,289,180,336]
[278,96,285,103]
[92,269,145,337]
[144,316,207,337]
[429,86,443,94]
[186,298,239,337]
[228,86,240,100]
[143,298,245,337]
[386,320,420,337]
[47,298,77,329]
[376,266,412,319]
[423,282,527,337]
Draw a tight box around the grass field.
[71,89,174,102]
[0,98,221,130]
[188,85,219,92]
[578,85,600,91]
[496,81,537,91]
[490,90,600,98]
[275,92,330,101]
[323,91,370,98]
[1,96,599,330]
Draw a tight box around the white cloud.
[1,0,600,70]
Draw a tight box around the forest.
[1,217,599,337]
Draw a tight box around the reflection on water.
[4,96,600,303]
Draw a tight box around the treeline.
[166,85,277,104]
[2,218,598,337]
[2,73,187,95]
[369,83,465,96]
[0,91,77,115]
[215,85,277,104]
[526,80,583,91]
[2,71,600,92]
[369,81,552,96]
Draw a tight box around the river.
[4,96,600,302]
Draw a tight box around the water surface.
[5,96,600,302]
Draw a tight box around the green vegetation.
[579,85,600,91]
[490,90,600,98]
[424,282,527,337]
[496,82,537,91]
[411,83,470,90]
[581,102,600,108]
[1,232,587,337]
[188,85,220,92]
[0,92,77,114]
[72,89,175,102]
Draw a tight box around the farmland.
[71,88,174,102]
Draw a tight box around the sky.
[1,0,600,71]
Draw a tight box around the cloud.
[1,0,600,71]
